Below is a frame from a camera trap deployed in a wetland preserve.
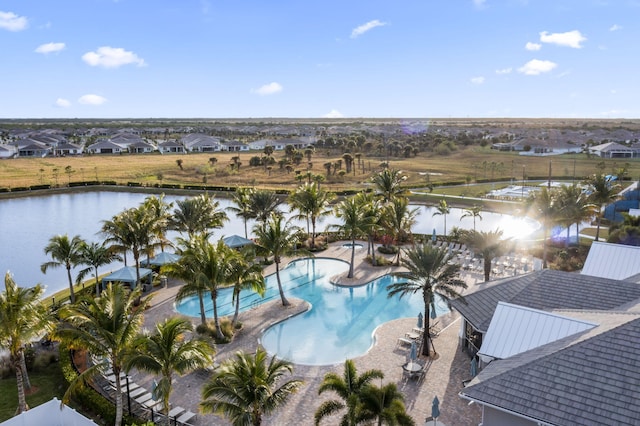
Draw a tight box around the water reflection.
[0,191,539,296]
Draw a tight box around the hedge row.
[58,342,138,426]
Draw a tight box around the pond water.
[0,190,540,297]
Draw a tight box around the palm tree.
[460,205,483,231]
[169,193,229,238]
[556,184,595,247]
[315,359,384,426]
[228,248,266,327]
[332,196,372,278]
[288,182,335,250]
[0,273,52,414]
[54,284,149,426]
[462,229,510,282]
[525,187,559,268]
[176,235,236,339]
[387,244,467,357]
[371,169,407,202]
[200,348,303,426]
[380,197,419,265]
[41,234,84,303]
[359,383,415,426]
[354,192,384,266]
[585,173,621,241]
[126,317,215,421]
[253,214,304,306]
[75,241,122,297]
[164,237,209,326]
[142,193,174,252]
[432,199,450,237]
[249,189,282,225]
[227,187,255,238]
[102,207,161,292]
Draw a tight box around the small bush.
[378,245,399,255]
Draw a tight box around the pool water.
[175,257,449,365]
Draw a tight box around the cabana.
[142,251,180,266]
[101,266,153,291]
[222,234,254,249]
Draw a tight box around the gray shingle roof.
[460,314,640,426]
[449,269,640,332]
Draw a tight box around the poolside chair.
[396,337,413,347]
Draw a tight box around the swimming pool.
[174,257,449,365]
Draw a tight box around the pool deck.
[131,241,483,425]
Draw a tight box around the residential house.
[0,144,16,159]
[588,142,637,158]
[221,139,250,152]
[158,140,185,154]
[127,140,156,154]
[86,140,126,154]
[56,142,83,156]
[181,133,222,152]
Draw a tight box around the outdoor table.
[403,361,423,379]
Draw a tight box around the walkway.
[130,241,483,425]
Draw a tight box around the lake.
[0,190,539,297]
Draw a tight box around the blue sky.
[1,0,638,119]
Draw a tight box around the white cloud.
[82,46,146,68]
[539,30,586,48]
[251,82,283,96]
[55,98,71,108]
[471,76,485,84]
[78,94,107,105]
[35,42,66,54]
[0,11,28,31]
[323,109,343,118]
[525,42,541,51]
[609,24,622,32]
[351,20,387,38]
[495,67,512,75]
[517,59,557,75]
[472,0,487,8]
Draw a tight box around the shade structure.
[222,234,254,249]
[417,312,424,329]
[143,251,180,266]
[101,266,153,290]
[432,396,441,419]
[430,302,438,319]
[432,228,437,243]
[410,340,417,361]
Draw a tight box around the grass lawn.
[0,364,66,422]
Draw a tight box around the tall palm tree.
[253,214,304,306]
[288,182,335,250]
[381,196,419,265]
[315,359,384,426]
[176,235,236,339]
[227,187,255,238]
[75,241,122,297]
[556,184,595,247]
[54,284,149,426]
[102,207,161,291]
[41,234,84,303]
[432,199,450,237]
[585,173,621,241]
[126,317,215,422]
[354,192,384,266]
[371,169,407,202]
[142,193,174,252]
[169,193,228,238]
[249,189,282,225]
[201,348,303,426]
[387,244,467,357]
[228,248,266,327]
[525,187,559,268]
[462,229,510,282]
[332,197,372,278]
[460,205,483,231]
[164,237,209,327]
[359,383,415,426]
[0,273,52,414]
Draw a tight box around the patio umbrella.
[432,396,440,423]
[410,340,417,361]
[470,357,478,377]
[417,312,424,329]
[430,301,437,319]
[432,228,437,243]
